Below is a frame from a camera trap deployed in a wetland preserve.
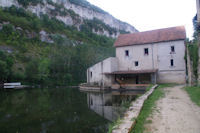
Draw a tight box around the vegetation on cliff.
[15,0,128,37]
[68,0,106,14]
[0,6,115,85]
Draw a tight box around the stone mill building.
[86,26,186,88]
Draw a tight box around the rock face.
[0,0,17,7]
[54,0,137,33]
[0,0,138,37]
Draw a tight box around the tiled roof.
[114,26,186,47]
[104,69,158,75]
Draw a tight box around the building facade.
[87,26,186,87]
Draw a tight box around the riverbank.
[141,85,200,133]
[130,84,167,133]
[110,84,158,133]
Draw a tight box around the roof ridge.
[114,26,186,47]
[119,26,185,36]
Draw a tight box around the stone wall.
[116,43,157,71]
[115,40,186,84]
[87,57,118,87]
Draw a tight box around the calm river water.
[0,87,144,133]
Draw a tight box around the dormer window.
[144,48,149,55]
[125,50,129,57]
[170,46,175,53]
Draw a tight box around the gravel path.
[144,85,200,133]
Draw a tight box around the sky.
[87,0,196,39]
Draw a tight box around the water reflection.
[0,88,109,133]
[86,90,145,121]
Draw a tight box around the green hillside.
[0,6,115,86]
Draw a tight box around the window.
[90,71,92,78]
[90,98,93,105]
[170,59,174,66]
[125,50,129,57]
[135,61,139,66]
[171,46,175,53]
[144,48,149,55]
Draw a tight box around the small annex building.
[86,26,186,88]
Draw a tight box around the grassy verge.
[130,84,172,133]
[107,118,122,133]
[107,84,174,133]
[184,86,200,106]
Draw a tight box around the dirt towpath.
[144,85,200,133]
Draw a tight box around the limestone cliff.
[0,0,138,37]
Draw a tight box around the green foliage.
[0,6,115,85]
[184,86,200,106]
[47,1,81,22]
[145,84,153,91]
[0,51,14,81]
[0,6,41,32]
[0,6,115,46]
[185,14,199,82]
[12,72,26,81]
[107,118,122,133]
[0,60,9,80]
[1,24,14,36]
[81,18,117,36]
[187,41,199,78]
[17,0,43,7]
[25,59,39,83]
[38,58,50,82]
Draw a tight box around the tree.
[1,24,13,36]
[0,60,9,81]
[0,51,13,82]
[25,59,39,83]
[38,58,50,83]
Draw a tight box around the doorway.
[136,75,139,84]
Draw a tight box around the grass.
[184,86,200,106]
[145,84,154,92]
[130,84,169,133]
[107,118,122,133]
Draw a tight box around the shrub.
[0,51,14,81]
[17,0,43,7]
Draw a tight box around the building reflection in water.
[86,90,145,121]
